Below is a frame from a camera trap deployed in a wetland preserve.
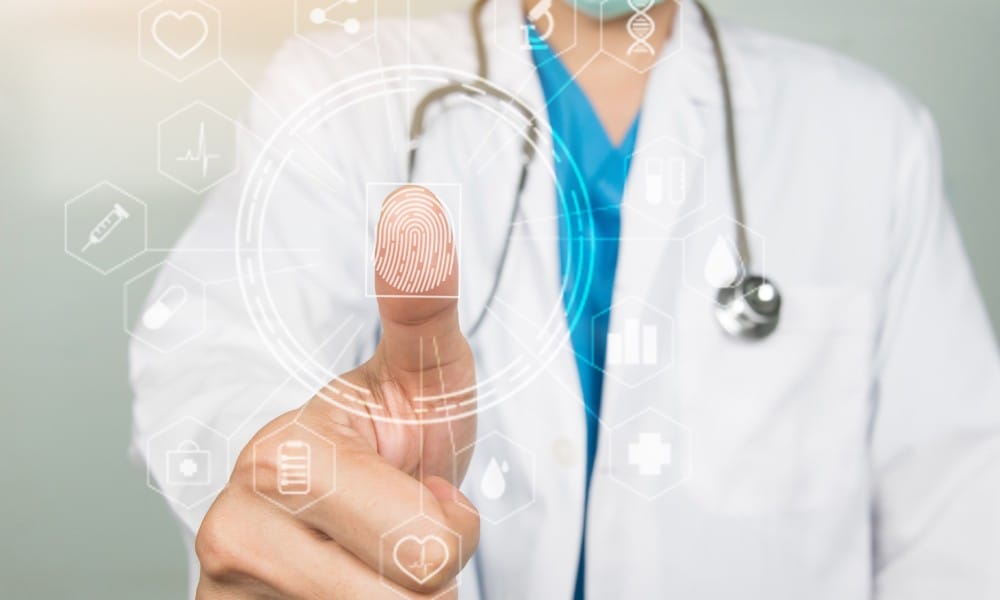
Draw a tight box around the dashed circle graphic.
[374,186,455,294]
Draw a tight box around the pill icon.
[142,285,190,331]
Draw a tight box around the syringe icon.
[81,203,130,252]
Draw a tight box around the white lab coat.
[130,1,1000,598]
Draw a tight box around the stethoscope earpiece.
[715,275,782,340]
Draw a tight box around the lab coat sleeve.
[871,107,1000,599]
[128,38,377,540]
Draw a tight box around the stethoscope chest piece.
[715,275,782,340]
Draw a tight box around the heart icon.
[151,11,210,61]
[392,535,450,585]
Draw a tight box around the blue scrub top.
[529,27,640,599]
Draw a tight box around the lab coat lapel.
[586,5,766,596]
[601,27,707,410]
[463,3,589,600]
[482,0,582,422]
[600,0,759,424]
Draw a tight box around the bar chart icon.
[645,159,664,206]
[607,318,659,367]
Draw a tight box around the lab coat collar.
[483,0,760,113]
[483,0,549,111]
[476,0,758,310]
[675,0,760,110]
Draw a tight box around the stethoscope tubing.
[406,0,781,340]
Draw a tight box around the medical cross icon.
[179,458,199,478]
[627,432,672,476]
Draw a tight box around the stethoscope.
[407,0,782,340]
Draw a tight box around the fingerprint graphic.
[374,186,456,294]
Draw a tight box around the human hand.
[195,186,478,599]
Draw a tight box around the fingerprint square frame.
[364,182,463,300]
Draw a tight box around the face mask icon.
[166,440,212,486]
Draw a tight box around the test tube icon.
[81,203,130,252]
[278,440,312,496]
[142,285,190,331]
[646,159,664,206]
[667,158,686,205]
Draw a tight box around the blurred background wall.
[1,1,997,598]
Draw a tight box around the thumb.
[374,185,466,373]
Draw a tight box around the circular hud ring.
[236,65,594,425]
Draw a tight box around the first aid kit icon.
[166,440,212,486]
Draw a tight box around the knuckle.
[468,512,482,550]
[464,504,482,532]
[238,433,303,497]
[229,453,258,488]
[252,446,281,482]
[195,504,253,580]
[195,520,233,579]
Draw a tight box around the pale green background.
[1,1,997,598]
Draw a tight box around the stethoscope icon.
[521,1,556,47]
[408,0,783,341]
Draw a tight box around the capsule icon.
[142,285,190,331]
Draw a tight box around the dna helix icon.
[626,0,657,56]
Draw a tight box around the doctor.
[131,0,1000,598]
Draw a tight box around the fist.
[195,186,479,599]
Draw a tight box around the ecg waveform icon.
[374,186,455,295]
[176,121,220,178]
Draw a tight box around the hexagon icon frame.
[138,0,222,82]
[608,407,693,501]
[251,420,338,515]
[293,0,380,62]
[146,416,230,510]
[378,513,462,599]
[157,101,238,193]
[599,0,685,75]
[490,0,580,71]
[681,214,768,308]
[456,431,537,525]
[124,261,208,353]
[590,295,676,389]
[64,181,149,275]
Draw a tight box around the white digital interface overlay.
[379,512,463,598]
[57,0,766,526]
[605,0,686,72]
[235,65,599,426]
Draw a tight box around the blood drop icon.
[480,457,510,500]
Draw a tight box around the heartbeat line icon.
[176,121,221,177]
